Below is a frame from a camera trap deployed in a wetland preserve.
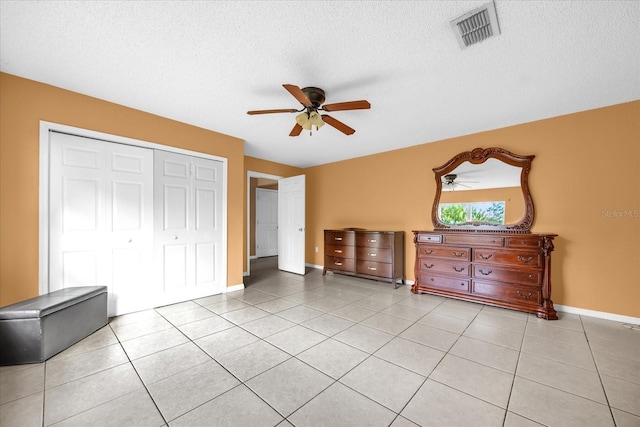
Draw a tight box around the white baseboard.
[225,283,245,292]
[306,263,323,270]
[554,304,640,324]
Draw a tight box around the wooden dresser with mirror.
[412,147,558,319]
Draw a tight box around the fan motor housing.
[302,87,326,107]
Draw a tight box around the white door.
[154,150,224,303]
[49,132,154,316]
[256,188,278,257]
[278,175,306,275]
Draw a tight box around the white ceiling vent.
[451,1,500,49]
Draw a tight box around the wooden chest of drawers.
[413,230,557,319]
[324,230,404,288]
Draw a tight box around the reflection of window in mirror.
[439,187,524,224]
[439,201,505,225]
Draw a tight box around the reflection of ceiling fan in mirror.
[247,84,371,136]
[442,174,478,190]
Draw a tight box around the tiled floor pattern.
[1,257,639,426]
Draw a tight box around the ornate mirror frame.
[431,147,535,233]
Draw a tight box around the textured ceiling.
[1,1,638,168]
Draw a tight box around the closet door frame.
[38,121,228,297]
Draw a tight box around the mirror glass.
[431,148,535,233]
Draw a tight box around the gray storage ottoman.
[0,286,108,365]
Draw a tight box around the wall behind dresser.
[304,101,639,318]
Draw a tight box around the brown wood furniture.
[412,231,557,319]
[412,147,558,319]
[324,230,404,288]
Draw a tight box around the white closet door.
[154,151,224,303]
[49,132,154,316]
[256,188,278,257]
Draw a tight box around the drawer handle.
[369,253,377,257]
[452,251,465,258]
[335,250,343,253]
[424,249,433,255]
[478,253,493,260]
[453,266,466,272]
[460,282,466,287]
[478,269,492,275]
[335,262,343,266]
[424,263,434,269]
[518,256,533,264]
[369,239,377,243]
[368,267,377,271]
[516,290,533,299]
[335,237,343,241]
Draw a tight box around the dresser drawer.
[472,281,541,307]
[472,249,541,268]
[325,256,355,273]
[356,260,392,278]
[326,244,355,259]
[416,234,442,243]
[506,237,542,249]
[444,234,505,247]
[419,273,470,292]
[356,247,391,262]
[418,259,470,277]
[473,265,541,286]
[356,232,394,248]
[418,245,470,260]
[325,231,355,246]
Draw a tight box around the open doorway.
[247,171,282,277]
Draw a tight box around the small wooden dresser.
[413,230,557,319]
[324,230,404,288]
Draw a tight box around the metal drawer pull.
[368,267,377,271]
[516,290,533,299]
[335,262,343,266]
[335,237,343,241]
[424,249,433,255]
[518,256,533,264]
[453,267,465,272]
[369,253,377,256]
[452,251,465,258]
[335,250,342,253]
[461,282,466,286]
[369,239,377,243]
[424,263,434,268]
[478,269,492,275]
[478,253,493,260]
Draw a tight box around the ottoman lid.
[0,286,107,320]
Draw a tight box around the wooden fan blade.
[247,109,298,115]
[322,100,371,112]
[289,123,303,137]
[321,115,355,135]
[283,84,312,106]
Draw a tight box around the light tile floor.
[2,257,639,426]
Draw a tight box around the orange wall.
[305,101,640,318]
[2,71,638,318]
[0,73,245,306]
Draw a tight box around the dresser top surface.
[412,230,557,238]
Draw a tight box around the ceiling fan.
[247,84,371,136]
[442,174,477,190]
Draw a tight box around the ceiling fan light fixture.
[296,111,324,134]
